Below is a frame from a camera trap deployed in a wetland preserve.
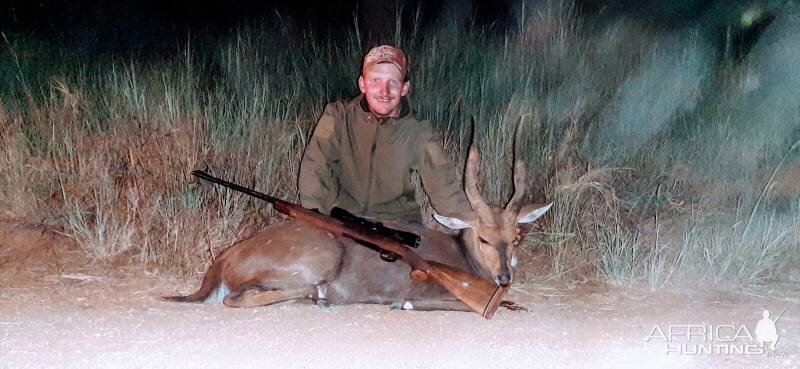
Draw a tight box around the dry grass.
[1,3,798,286]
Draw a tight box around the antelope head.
[434,146,552,287]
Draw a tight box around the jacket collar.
[358,94,412,121]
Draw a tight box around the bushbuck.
[164,146,551,312]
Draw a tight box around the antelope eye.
[478,236,489,244]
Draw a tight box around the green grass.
[0,3,797,284]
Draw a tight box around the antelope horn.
[505,160,527,216]
[464,145,493,220]
[505,115,528,216]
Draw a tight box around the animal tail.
[162,259,224,303]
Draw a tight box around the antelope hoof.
[314,283,329,308]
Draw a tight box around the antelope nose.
[497,274,512,287]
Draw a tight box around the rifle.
[330,207,421,248]
[329,206,419,262]
[191,170,507,319]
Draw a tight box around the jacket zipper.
[363,117,380,215]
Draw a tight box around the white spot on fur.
[511,255,518,268]
[203,282,230,304]
[402,301,414,310]
[266,239,272,244]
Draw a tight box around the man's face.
[358,63,411,118]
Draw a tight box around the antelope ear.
[517,202,553,224]
[433,213,474,230]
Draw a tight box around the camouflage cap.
[362,45,408,79]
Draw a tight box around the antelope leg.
[224,286,315,308]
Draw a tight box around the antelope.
[164,146,551,312]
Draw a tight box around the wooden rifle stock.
[191,170,507,319]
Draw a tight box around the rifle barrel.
[192,170,281,204]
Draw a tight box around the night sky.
[1,1,724,46]
[0,0,786,62]
[1,1,515,50]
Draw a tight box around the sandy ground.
[1,224,798,369]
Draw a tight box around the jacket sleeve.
[298,103,341,213]
[416,124,472,217]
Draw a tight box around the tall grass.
[0,2,797,284]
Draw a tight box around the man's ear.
[358,75,367,94]
[433,212,473,230]
[401,80,411,96]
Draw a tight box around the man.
[299,45,470,224]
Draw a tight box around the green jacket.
[299,95,470,222]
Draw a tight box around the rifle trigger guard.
[380,251,401,262]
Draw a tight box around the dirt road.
[1,263,797,369]
[0,223,797,369]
